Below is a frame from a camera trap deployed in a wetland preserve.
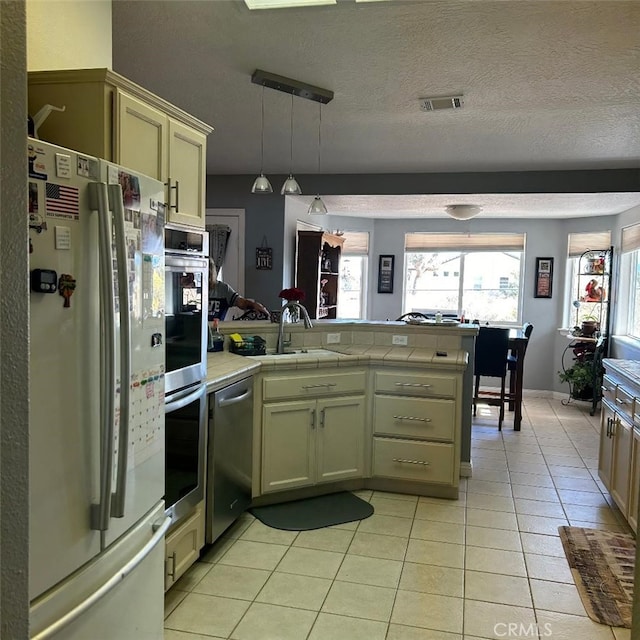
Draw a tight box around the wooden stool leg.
[498,376,506,430]
[508,368,516,411]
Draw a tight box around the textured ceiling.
[111,0,640,218]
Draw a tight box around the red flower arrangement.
[279,287,305,302]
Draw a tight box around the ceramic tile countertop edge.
[603,358,640,384]
[206,346,469,389]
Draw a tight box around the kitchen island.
[206,320,477,499]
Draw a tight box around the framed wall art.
[377,254,395,294]
[534,257,554,298]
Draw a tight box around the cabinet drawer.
[375,371,455,398]
[614,385,636,425]
[601,375,617,405]
[374,396,455,441]
[263,370,366,401]
[165,502,204,591]
[373,438,454,484]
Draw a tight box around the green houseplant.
[558,360,597,399]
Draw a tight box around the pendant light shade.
[308,195,328,215]
[251,86,273,194]
[308,102,327,216]
[281,94,302,195]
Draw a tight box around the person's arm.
[235,295,270,317]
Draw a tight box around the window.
[566,231,611,328]
[622,224,640,338]
[338,231,369,319]
[404,233,525,323]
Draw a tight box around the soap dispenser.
[208,319,224,352]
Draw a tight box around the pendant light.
[281,93,302,195]
[251,85,273,194]
[308,102,327,215]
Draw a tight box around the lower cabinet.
[598,361,640,532]
[164,501,204,591]
[261,395,365,493]
[371,369,461,490]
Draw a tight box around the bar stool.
[473,326,511,430]
[507,323,533,411]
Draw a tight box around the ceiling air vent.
[419,96,464,112]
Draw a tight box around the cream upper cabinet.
[117,91,168,183]
[166,119,207,227]
[28,68,212,228]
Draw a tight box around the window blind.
[622,224,640,254]
[341,231,369,255]
[405,232,525,252]
[567,231,611,257]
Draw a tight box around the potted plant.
[558,360,597,400]
[580,314,600,336]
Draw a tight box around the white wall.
[26,0,112,70]
[1,0,30,635]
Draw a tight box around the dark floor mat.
[249,491,374,531]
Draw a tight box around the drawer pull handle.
[167,551,177,578]
[394,382,432,388]
[393,415,432,423]
[602,386,613,393]
[615,398,630,405]
[302,383,337,390]
[393,458,430,466]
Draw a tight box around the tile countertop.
[603,358,640,383]
[206,345,469,392]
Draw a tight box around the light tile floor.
[164,398,634,640]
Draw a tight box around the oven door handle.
[165,385,205,413]
[217,388,253,408]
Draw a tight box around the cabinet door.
[316,396,365,483]
[116,90,168,182]
[165,503,204,591]
[167,119,207,227]
[611,414,632,516]
[598,402,615,490]
[262,400,316,493]
[629,429,640,533]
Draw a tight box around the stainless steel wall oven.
[164,224,209,524]
[164,224,209,395]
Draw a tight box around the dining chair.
[473,326,511,429]
[507,322,534,410]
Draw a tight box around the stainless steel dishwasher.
[206,376,254,543]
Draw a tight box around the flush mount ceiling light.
[281,93,302,195]
[445,204,482,220]
[251,85,273,194]
[245,0,335,9]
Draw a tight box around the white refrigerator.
[28,138,170,639]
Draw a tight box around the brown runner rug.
[558,526,635,628]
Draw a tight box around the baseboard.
[460,461,473,478]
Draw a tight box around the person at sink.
[207,258,270,321]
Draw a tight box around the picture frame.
[534,257,554,298]
[377,254,395,294]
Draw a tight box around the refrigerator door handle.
[107,184,132,519]
[31,515,172,640]
[88,182,116,532]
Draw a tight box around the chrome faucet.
[276,301,313,354]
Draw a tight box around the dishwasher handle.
[217,387,253,408]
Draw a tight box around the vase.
[283,305,299,323]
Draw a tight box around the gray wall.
[1,1,30,636]
[207,169,637,394]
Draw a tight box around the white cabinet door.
[610,414,632,516]
[167,119,207,227]
[262,400,316,493]
[316,396,365,484]
[116,90,168,182]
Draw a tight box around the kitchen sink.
[249,348,340,359]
